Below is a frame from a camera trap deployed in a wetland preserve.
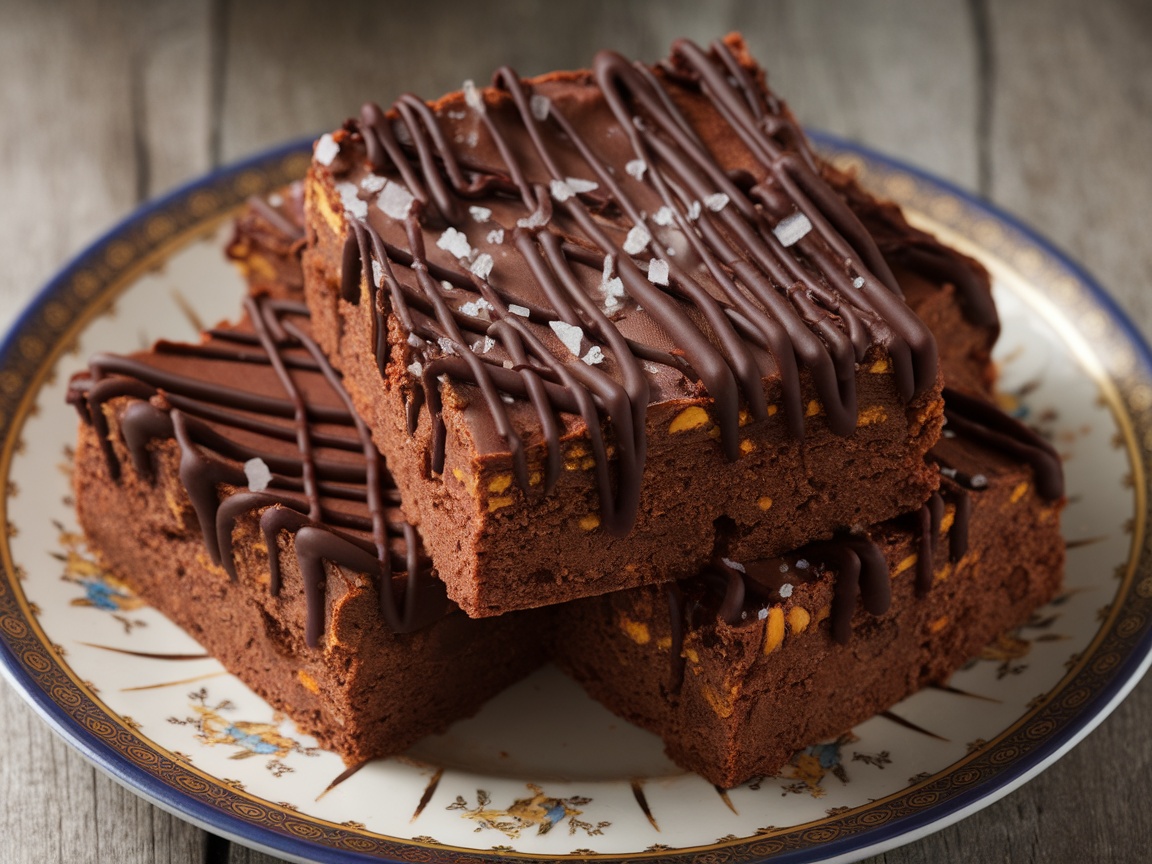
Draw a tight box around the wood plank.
[987,0,1152,337]
[215,0,978,192]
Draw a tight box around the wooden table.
[3,1,1150,861]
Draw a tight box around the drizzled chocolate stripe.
[69,297,448,646]
[941,387,1064,500]
[325,36,941,536]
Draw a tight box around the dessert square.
[69,297,549,765]
[556,388,1064,787]
[300,35,986,616]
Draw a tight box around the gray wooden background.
[2,1,1151,861]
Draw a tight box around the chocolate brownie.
[302,34,965,616]
[68,296,548,765]
[554,388,1064,787]
[225,181,307,301]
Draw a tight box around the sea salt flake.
[502,359,515,369]
[268,193,283,207]
[721,557,746,573]
[508,304,530,318]
[647,258,670,286]
[360,174,387,194]
[582,346,605,365]
[757,607,769,621]
[530,94,551,121]
[602,276,626,299]
[407,334,423,348]
[314,133,340,166]
[704,192,730,212]
[625,159,647,180]
[463,79,485,113]
[565,176,599,194]
[686,201,702,221]
[500,393,516,404]
[642,361,662,374]
[460,297,494,318]
[440,280,455,292]
[852,276,865,289]
[378,180,415,220]
[486,228,505,244]
[244,457,272,493]
[517,210,549,229]
[336,183,368,219]
[601,254,615,284]
[549,320,584,356]
[623,224,651,255]
[652,206,675,226]
[472,336,495,354]
[779,563,790,573]
[469,253,494,280]
[779,583,794,598]
[795,559,810,570]
[371,259,383,287]
[971,473,988,489]
[437,337,458,356]
[469,205,492,223]
[550,179,575,202]
[407,361,423,377]
[437,227,474,260]
[774,212,813,247]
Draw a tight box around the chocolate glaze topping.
[68,297,450,647]
[320,36,946,535]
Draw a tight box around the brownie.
[554,388,1064,787]
[68,296,548,766]
[301,34,967,616]
[225,181,307,301]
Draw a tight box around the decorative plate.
[1,136,1150,864]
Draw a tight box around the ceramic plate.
[2,137,1151,864]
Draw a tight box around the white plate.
[2,137,1150,864]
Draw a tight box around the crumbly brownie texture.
[555,388,1064,787]
[301,34,970,616]
[225,182,307,300]
[68,296,547,765]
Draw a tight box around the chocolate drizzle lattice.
[70,296,449,647]
[324,36,947,535]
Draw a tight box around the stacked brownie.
[69,34,1064,787]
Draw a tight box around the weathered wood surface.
[1,1,1150,861]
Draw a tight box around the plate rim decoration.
[2,133,1151,864]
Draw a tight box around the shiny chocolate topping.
[68,296,450,647]
[319,36,943,536]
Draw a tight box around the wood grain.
[1,0,1151,862]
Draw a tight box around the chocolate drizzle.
[69,297,449,647]
[941,387,1064,501]
[321,36,943,536]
